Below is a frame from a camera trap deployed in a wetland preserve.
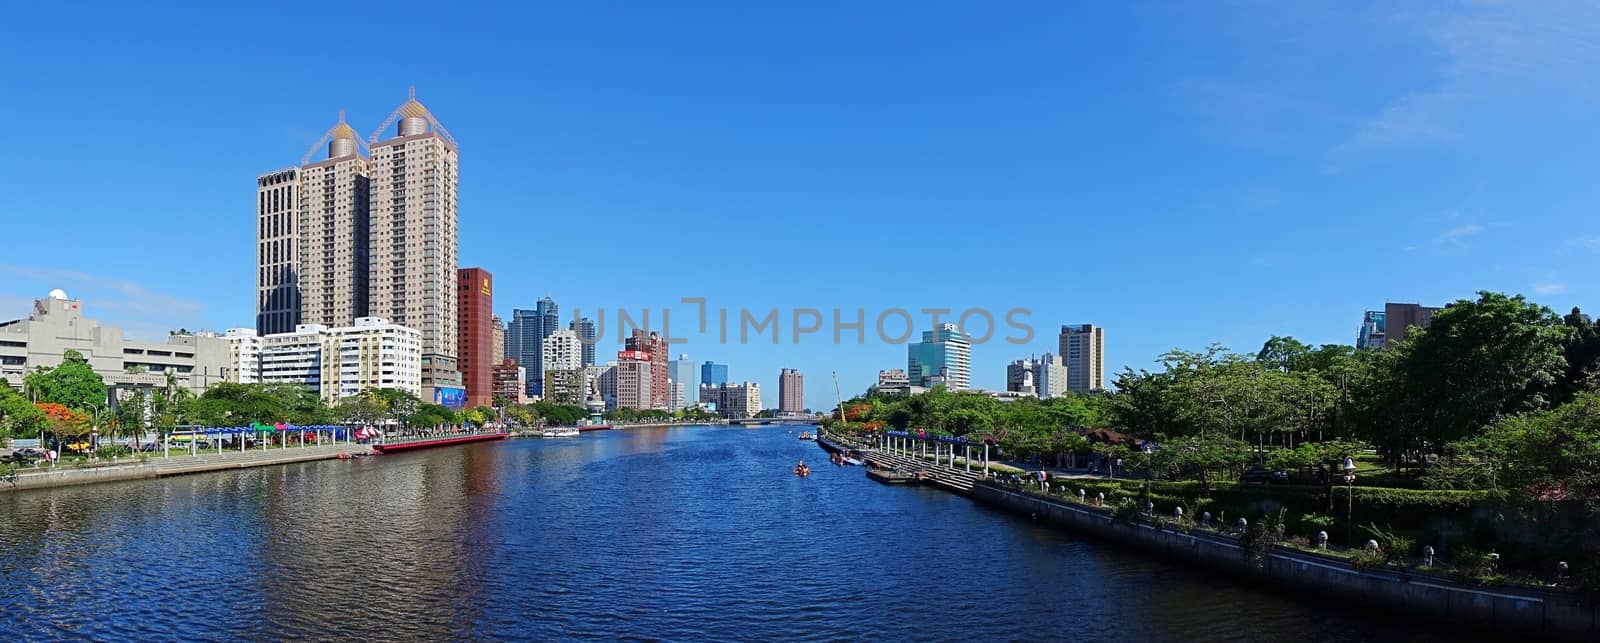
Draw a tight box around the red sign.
[617,350,651,361]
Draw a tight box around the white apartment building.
[257,317,421,402]
[224,328,262,383]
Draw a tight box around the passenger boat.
[541,427,580,438]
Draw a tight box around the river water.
[0,425,1479,641]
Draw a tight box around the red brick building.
[457,267,494,409]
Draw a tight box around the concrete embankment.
[972,482,1596,641]
[3,444,368,493]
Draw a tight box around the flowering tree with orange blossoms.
[35,402,90,446]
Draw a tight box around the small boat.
[797,432,815,441]
[842,456,864,466]
[794,465,811,477]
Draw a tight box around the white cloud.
[1534,282,1568,295]
[0,265,209,340]
[1331,2,1600,162]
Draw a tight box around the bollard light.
[1317,531,1328,549]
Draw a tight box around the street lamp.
[1342,456,1357,547]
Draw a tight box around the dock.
[2,443,372,493]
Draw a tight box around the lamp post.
[1342,456,1357,547]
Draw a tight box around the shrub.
[1240,508,1288,567]
[95,445,132,459]
[1298,513,1336,539]
[1112,498,1144,524]
[1364,523,1415,565]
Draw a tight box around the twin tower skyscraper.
[254,89,463,398]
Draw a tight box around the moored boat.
[541,427,580,438]
[372,432,507,454]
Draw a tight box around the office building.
[907,323,971,390]
[491,315,505,365]
[366,90,460,402]
[615,350,653,410]
[224,329,262,384]
[625,329,669,410]
[1384,302,1440,346]
[255,167,302,335]
[491,359,525,406]
[779,368,804,414]
[701,361,729,388]
[506,297,561,396]
[1357,310,1386,350]
[0,291,231,396]
[1059,324,1105,393]
[508,308,536,369]
[257,316,422,403]
[457,268,493,409]
[701,382,762,418]
[1007,353,1067,399]
[570,316,597,367]
[668,354,697,411]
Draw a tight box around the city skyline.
[4,3,1598,411]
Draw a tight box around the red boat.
[371,432,507,454]
[577,424,613,432]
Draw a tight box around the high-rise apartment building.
[256,316,422,403]
[255,168,301,335]
[779,368,804,414]
[1058,324,1105,393]
[542,328,582,403]
[366,90,460,403]
[491,315,505,365]
[295,113,373,332]
[570,317,597,367]
[224,329,262,384]
[625,329,669,410]
[1007,353,1067,399]
[701,361,729,388]
[907,323,971,390]
[456,268,493,409]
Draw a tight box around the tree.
[36,402,90,449]
[0,383,46,441]
[1391,292,1570,460]
[1148,434,1251,493]
[23,350,107,412]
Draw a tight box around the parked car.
[1241,465,1289,485]
[139,443,163,453]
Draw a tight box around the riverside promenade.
[2,443,370,493]
[820,428,1598,641]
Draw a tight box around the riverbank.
[972,482,1593,640]
[1,443,369,493]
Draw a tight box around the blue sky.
[3,1,1598,410]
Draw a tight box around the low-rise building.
[491,358,525,406]
[700,382,762,418]
[257,316,422,402]
[0,290,230,397]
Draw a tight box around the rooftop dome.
[47,288,68,301]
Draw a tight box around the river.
[0,425,1482,641]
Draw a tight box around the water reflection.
[0,427,1490,641]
